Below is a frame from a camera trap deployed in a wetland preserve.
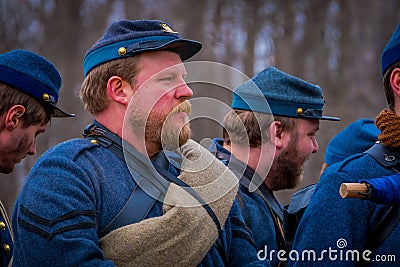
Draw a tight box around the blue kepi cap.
[0,49,74,118]
[83,20,202,76]
[382,23,400,76]
[232,67,340,121]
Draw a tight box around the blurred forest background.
[1,0,399,214]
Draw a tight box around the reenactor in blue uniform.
[12,20,269,266]
[0,49,73,266]
[210,67,339,266]
[290,23,400,267]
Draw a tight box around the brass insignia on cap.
[43,93,50,102]
[160,23,178,34]
[42,93,56,104]
[296,108,303,116]
[118,47,127,56]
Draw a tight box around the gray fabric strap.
[83,122,166,237]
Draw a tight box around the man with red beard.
[210,67,339,267]
[12,20,267,266]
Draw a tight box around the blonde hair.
[80,56,140,115]
[222,109,297,147]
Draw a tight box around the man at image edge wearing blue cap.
[0,49,74,267]
[289,23,400,266]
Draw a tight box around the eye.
[158,76,174,82]
[35,128,46,137]
[308,132,317,137]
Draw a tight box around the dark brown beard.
[266,133,306,191]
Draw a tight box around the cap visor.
[133,39,202,61]
[315,115,340,121]
[160,39,202,60]
[50,104,75,118]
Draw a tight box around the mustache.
[169,100,192,115]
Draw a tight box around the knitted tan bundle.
[100,140,239,266]
[376,109,400,147]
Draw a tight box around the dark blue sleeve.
[289,171,371,267]
[359,173,400,206]
[11,155,116,266]
[227,200,271,266]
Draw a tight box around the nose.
[175,82,193,99]
[27,142,37,156]
[312,138,319,153]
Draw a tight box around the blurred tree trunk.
[337,0,385,123]
[274,0,297,74]
[242,0,263,77]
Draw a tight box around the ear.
[5,105,25,131]
[391,68,400,96]
[269,121,285,149]
[107,76,133,105]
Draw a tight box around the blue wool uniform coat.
[0,202,12,267]
[290,152,400,266]
[211,138,283,267]
[12,125,267,266]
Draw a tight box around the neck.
[119,127,161,159]
[224,142,274,180]
[129,135,160,159]
[395,104,400,117]
[95,106,125,138]
[95,109,160,158]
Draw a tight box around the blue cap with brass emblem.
[83,19,202,76]
[0,49,74,117]
[232,67,340,121]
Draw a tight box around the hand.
[164,139,239,226]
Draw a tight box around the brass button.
[0,222,5,230]
[43,93,50,101]
[118,47,127,56]
[90,139,98,145]
[3,244,10,253]
[296,107,303,115]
